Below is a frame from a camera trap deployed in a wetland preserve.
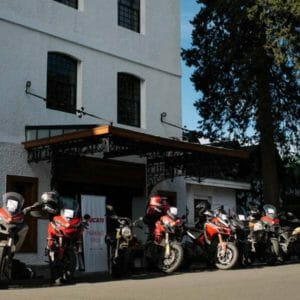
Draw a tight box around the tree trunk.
[256,58,280,207]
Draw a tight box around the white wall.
[0,0,180,75]
[0,0,181,144]
[186,184,236,224]
[152,176,239,226]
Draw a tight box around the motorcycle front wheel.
[50,248,77,284]
[108,246,130,277]
[266,239,280,265]
[0,245,12,281]
[215,242,238,270]
[160,241,184,274]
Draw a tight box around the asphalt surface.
[1,262,300,300]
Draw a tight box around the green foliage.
[182,0,300,155]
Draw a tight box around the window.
[6,175,38,253]
[118,73,141,127]
[53,0,78,9]
[118,0,140,33]
[47,52,77,114]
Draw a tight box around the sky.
[180,0,200,131]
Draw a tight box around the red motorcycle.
[144,207,184,273]
[0,192,35,281]
[182,210,239,270]
[41,192,90,284]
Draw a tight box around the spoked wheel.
[160,242,184,274]
[215,242,238,270]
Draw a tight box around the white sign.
[81,195,107,272]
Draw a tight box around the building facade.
[0,0,182,265]
[0,0,250,267]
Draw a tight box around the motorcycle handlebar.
[22,202,43,215]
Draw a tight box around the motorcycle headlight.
[121,226,132,239]
[62,209,75,219]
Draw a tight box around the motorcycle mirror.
[181,215,186,220]
[106,205,114,212]
[84,214,91,220]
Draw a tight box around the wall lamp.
[25,81,46,101]
[160,112,187,131]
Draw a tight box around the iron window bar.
[53,0,78,9]
[25,81,113,125]
[118,0,140,33]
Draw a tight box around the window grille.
[118,0,140,33]
[118,73,141,127]
[47,53,77,114]
[53,0,78,9]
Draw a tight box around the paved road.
[1,263,300,300]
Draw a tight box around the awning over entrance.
[22,125,251,190]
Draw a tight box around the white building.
[0,0,250,268]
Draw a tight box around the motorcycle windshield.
[263,204,277,219]
[60,196,80,219]
[2,192,24,215]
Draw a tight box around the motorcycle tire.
[160,241,184,274]
[61,249,77,281]
[215,242,238,270]
[109,246,130,278]
[0,245,6,280]
[50,249,76,284]
[266,239,279,265]
[239,243,255,267]
[0,245,12,281]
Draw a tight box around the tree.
[182,0,300,207]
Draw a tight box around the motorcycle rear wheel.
[160,241,184,274]
[215,242,238,270]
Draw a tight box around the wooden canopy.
[23,124,248,159]
[23,125,250,189]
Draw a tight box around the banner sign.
[81,195,107,272]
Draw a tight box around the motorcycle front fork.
[46,239,84,270]
[46,237,64,262]
[164,233,170,258]
[76,241,85,271]
[218,234,227,256]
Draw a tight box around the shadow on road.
[1,259,299,290]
